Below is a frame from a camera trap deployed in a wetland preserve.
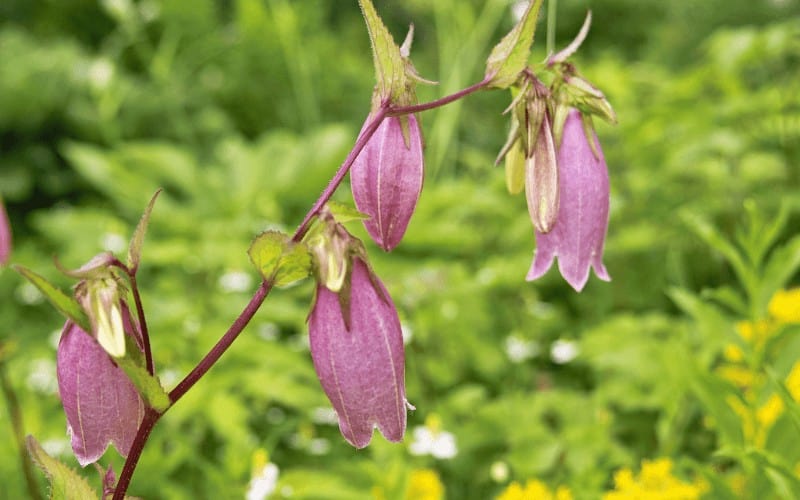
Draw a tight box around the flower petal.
[57,319,144,466]
[351,115,424,251]
[308,258,407,447]
[526,109,610,291]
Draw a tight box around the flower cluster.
[719,287,800,446]
[496,478,573,500]
[602,458,705,500]
[494,13,616,292]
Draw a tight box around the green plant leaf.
[358,0,406,103]
[127,189,162,273]
[27,435,99,500]
[758,234,800,312]
[484,0,544,89]
[327,201,369,223]
[115,356,170,412]
[248,230,312,287]
[680,211,754,295]
[765,367,800,435]
[14,265,90,332]
[746,448,800,499]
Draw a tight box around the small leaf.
[765,367,800,435]
[758,235,800,312]
[327,201,369,223]
[248,231,312,287]
[27,435,99,500]
[127,189,162,273]
[358,0,406,103]
[114,356,170,412]
[14,265,90,332]
[484,0,545,89]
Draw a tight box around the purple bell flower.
[56,304,145,466]
[0,198,11,266]
[308,257,407,448]
[526,109,610,291]
[351,114,424,251]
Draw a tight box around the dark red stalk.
[112,78,488,498]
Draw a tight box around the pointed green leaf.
[746,449,800,499]
[358,0,406,103]
[327,201,369,223]
[115,356,170,412]
[759,235,800,312]
[248,231,312,287]
[765,367,800,435]
[127,189,162,273]
[27,435,99,500]
[484,0,544,89]
[14,265,90,332]
[679,211,754,293]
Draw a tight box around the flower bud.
[526,109,610,291]
[0,198,11,266]
[56,305,145,466]
[351,114,424,251]
[307,257,408,448]
[524,114,559,233]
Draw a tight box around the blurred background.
[1,0,800,498]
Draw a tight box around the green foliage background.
[1,0,799,498]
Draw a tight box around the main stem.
[113,79,488,498]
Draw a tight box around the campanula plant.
[14,1,618,497]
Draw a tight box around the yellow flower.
[768,288,800,324]
[496,479,573,500]
[786,361,800,400]
[735,319,773,346]
[406,469,444,500]
[722,344,744,363]
[756,395,784,429]
[603,458,703,500]
[717,365,757,389]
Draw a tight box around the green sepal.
[14,265,91,332]
[327,201,369,223]
[358,0,407,104]
[27,435,99,500]
[128,189,162,273]
[484,0,544,89]
[505,141,526,195]
[248,230,312,287]
[114,354,170,412]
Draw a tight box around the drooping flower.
[526,109,610,291]
[351,114,424,251]
[0,197,11,266]
[56,305,144,466]
[307,254,408,448]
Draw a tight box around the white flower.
[550,339,579,364]
[504,335,539,363]
[246,462,279,500]
[409,415,457,459]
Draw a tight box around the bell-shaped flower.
[307,255,408,448]
[0,197,11,266]
[351,114,424,251]
[56,304,145,466]
[526,109,610,291]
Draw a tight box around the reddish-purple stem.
[128,274,154,375]
[112,78,488,498]
[292,105,389,242]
